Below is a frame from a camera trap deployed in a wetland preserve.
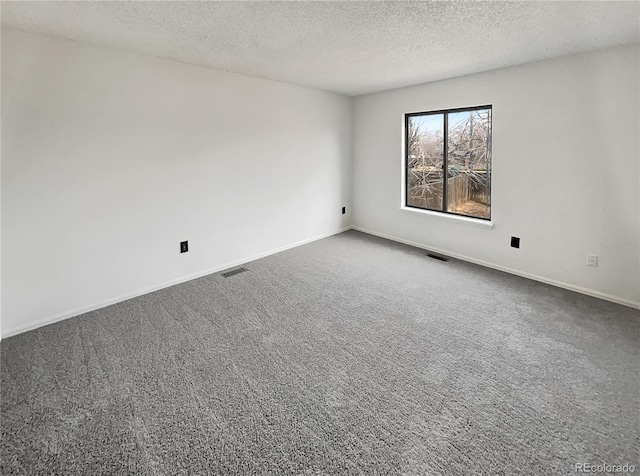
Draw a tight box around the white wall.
[353,44,640,307]
[1,28,352,337]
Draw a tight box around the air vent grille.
[221,267,248,278]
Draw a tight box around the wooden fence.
[408,174,488,210]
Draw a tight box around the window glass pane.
[407,114,444,210]
[446,108,491,219]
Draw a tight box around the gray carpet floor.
[1,230,639,475]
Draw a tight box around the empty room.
[1,1,639,474]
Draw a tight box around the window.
[405,105,492,220]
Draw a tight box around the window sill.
[399,206,494,229]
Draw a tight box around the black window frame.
[404,104,492,221]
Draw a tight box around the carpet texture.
[1,230,639,475]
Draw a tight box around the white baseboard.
[4,224,636,340]
[352,226,640,310]
[1,226,352,339]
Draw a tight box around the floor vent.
[427,253,449,262]
[221,267,248,278]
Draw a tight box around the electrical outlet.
[586,254,598,267]
[180,241,188,253]
[342,206,346,215]
[510,236,520,249]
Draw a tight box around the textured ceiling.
[2,1,639,96]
